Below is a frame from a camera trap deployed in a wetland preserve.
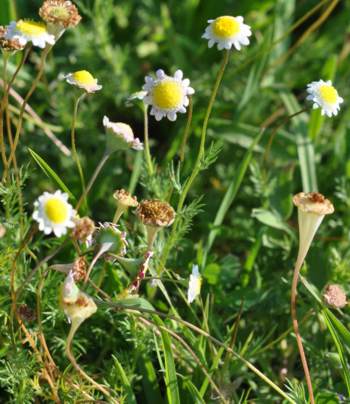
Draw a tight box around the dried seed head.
[113,189,138,209]
[323,284,347,309]
[136,200,175,228]
[0,25,25,52]
[18,304,36,322]
[39,0,82,28]
[72,216,95,242]
[72,256,87,282]
[293,192,334,215]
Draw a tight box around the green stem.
[71,93,87,203]
[143,104,154,176]
[0,52,9,170]
[159,50,230,271]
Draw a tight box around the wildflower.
[72,216,95,242]
[64,70,102,93]
[187,265,202,304]
[18,304,36,322]
[51,256,87,281]
[202,16,252,51]
[5,20,55,49]
[136,199,175,249]
[306,80,343,117]
[0,25,25,52]
[60,271,97,325]
[143,69,195,121]
[103,116,143,152]
[39,0,82,29]
[293,192,334,267]
[323,284,347,309]
[113,189,138,223]
[33,190,76,237]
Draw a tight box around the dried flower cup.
[113,189,138,223]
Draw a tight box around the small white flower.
[103,116,143,151]
[33,190,76,237]
[202,16,252,51]
[64,70,102,93]
[143,69,195,121]
[5,20,55,49]
[187,265,202,304]
[306,80,343,117]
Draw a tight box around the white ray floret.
[5,20,55,49]
[33,190,76,237]
[64,70,102,93]
[143,69,195,121]
[306,79,343,117]
[103,116,143,151]
[187,265,202,304]
[202,16,252,51]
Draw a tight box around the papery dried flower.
[72,256,87,281]
[0,25,24,51]
[323,284,347,309]
[39,0,82,29]
[72,216,95,242]
[113,189,138,223]
[136,200,175,228]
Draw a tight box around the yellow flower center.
[45,198,69,224]
[16,20,47,37]
[152,80,183,109]
[319,85,338,104]
[72,70,96,85]
[212,16,240,38]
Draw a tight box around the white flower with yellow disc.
[64,70,102,93]
[143,69,195,121]
[33,190,76,237]
[202,16,252,51]
[5,20,55,49]
[306,80,343,117]
[187,265,202,304]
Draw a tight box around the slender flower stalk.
[143,104,154,175]
[70,93,87,200]
[291,192,334,404]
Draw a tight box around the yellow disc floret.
[319,85,338,104]
[16,20,47,37]
[72,70,96,85]
[152,81,183,109]
[212,16,240,38]
[45,198,68,224]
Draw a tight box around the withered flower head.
[72,216,95,242]
[0,25,24,52]
[72,256,87,281]
[114,189,138,209]
[323,284,347,309]
[39,0,82,28]
[293,192,334,216]
[136,200,175,228]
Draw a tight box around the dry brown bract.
[72,216,95,241]
[0,26,24,51]
[323,284,347,309]
[114,189,138,209]
[293,192,334,215]
[137,200,175,228]
[39,0,82,28]
[72,256,87,281]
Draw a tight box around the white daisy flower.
[306,80,343,117]
[142,69,195,121]
[103,116,143,151]
[33,190,76,237]
[64,70,102,93]
[187,265,202,304]
[202,16,252,51]
[5,20,55,49]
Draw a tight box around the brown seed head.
[323,284,347,309]
[72,216,95,242]
[113,189,138,209]
[18,304,36,322]
[293,192,334,215]
[39,0,82,28]
[72,256,87,281]
[136,200,175,228]
[0,25,25,51]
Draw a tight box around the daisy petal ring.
[64,70,102,93]
[5,20,55,49]
[143,69,195,121]
[202,16,252,51]
[306,80,343,117]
